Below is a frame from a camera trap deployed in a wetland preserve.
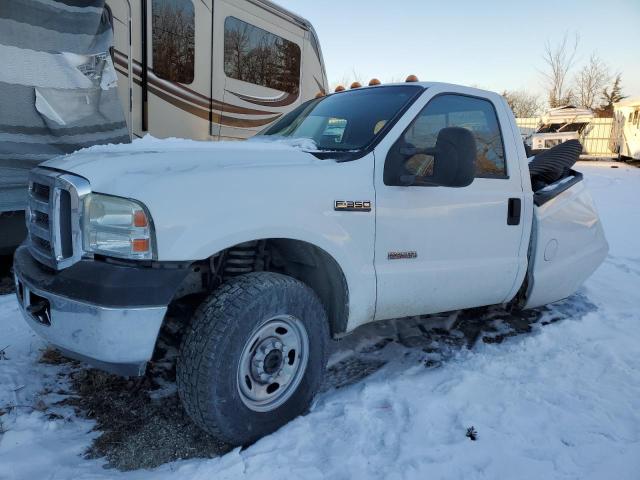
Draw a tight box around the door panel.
[374,87,526,320]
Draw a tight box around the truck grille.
[27,168,91,270]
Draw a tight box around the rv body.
[106,0,328,141]
[612,97,640,160]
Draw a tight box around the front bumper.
[13,246,190,376]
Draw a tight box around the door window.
[224,17,301,95]
[151,0,195,84]
[387,94,507,183]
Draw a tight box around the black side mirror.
[398,127,477,187]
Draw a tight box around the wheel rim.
[237,314,309,412]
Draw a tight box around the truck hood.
[42,136,324,193]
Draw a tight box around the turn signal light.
[132,238,150,253]
[133,209,148,227]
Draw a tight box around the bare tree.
[541,33,579,108]
[502,90,543,117]
[574,54,610,109]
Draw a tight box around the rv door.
[144,0,214,140]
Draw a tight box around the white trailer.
[612,97,640,160]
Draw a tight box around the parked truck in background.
[13,82,608,446]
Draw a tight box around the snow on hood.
[66,134,320,156]
[42,135,328,187]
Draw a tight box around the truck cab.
[13,82,608,446]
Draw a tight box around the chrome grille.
[27,168,91,270]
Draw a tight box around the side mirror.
[399,127,476,187]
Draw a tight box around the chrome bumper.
[14,269,167,376]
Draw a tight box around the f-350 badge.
[334,200,372,212]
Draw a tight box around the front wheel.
[177,272,329,446]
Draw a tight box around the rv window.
[152,0,195,84]
[399,94,507,178]
[224,17,301,95]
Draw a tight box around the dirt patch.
[39,347,79,366]
[56,352,230,471]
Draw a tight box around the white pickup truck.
[13,82,608,446]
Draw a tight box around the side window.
[224,17,301,95]
[152,0,195,84]
[391,94,507,181]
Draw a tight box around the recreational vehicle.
[612,97,640,160]
[106,0,329,140]
[528,106,594,154]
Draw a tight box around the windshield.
[257,85,423,151]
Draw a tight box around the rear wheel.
[177,272,329,446]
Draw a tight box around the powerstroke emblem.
[388,251,418,260]
[334,200,372,212]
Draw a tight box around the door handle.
[507,198,521,226]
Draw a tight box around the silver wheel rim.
[237,314,309,412]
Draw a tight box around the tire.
[177,272,329,446]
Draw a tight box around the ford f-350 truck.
[13,82,608,446]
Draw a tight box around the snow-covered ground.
[1,162,639,480]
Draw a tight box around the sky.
[278,0,640,101]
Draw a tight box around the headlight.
[82,193,155,260]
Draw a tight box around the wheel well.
[268,239,349,336]
[171,239,349,337]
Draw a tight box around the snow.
[1,161,640,479]
[69,134,322,156]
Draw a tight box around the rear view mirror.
[399,127,476,187]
